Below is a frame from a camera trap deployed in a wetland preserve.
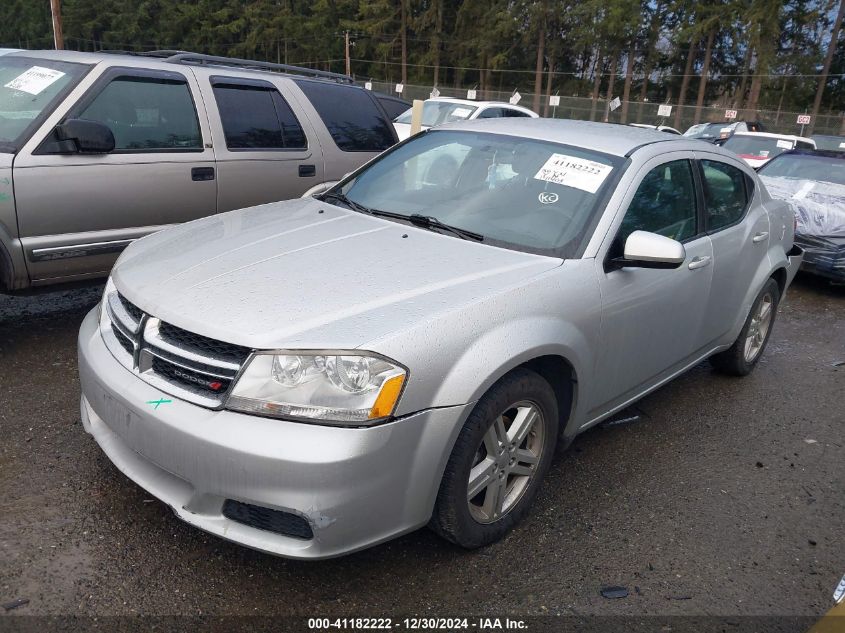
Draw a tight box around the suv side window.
[293,80,395,152]
[618,159,698,245]
[212,81,306,150]
[700,160,748,231]
[79,76,201,151]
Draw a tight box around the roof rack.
[155,52,353,83]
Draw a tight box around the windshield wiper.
[320,193,483,242]
[408,214,484,241]
[319,191,374,215]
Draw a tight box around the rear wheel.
[430,368,558,548]
[710,278,780,376]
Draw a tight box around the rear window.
[722,135,794,160]
[294,80,395,152]
[758,153,845,186]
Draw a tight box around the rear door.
[197,74,324,212]
[291,79,398,182]
[14,65,216,283]
[695,155,769,346]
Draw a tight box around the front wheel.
[430,368,559,549]
[710,278,780,376]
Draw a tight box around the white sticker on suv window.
[776,139,793,149]
[533,153,613,193]
[839,142,845,149]
[4,66,66,95]
[759,150,769,157]
[452,107,473,118]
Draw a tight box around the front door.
[589,156,714,419]
[14,66,216,283]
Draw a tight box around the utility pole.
[344,31,351,77]
[50,0,64,50]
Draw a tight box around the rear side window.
[503,109,532,118]
[700,160,748,231]
[476,108,504,119]
[295,80,395,152]
[79,76,201,151]
[212,83,306,150]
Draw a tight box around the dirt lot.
[0,275,842,625]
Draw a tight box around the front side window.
[336,130,624,257]
[618,160,697,244]
[79,76,201,151]
[212,83,306,150]
[701,160,748,231]
[295,80,394,152]
[0,57,88,150]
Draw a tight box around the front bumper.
[78,309,470,559]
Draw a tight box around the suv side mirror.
[616,230,686,269]
[54,119,115,154]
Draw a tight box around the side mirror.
[616,230,686,269]
[54,119,115,154]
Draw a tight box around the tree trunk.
[432,0,442,86]
[603,50,618,122]
[532,14,546,114]
[589,47,603,122]
[674,38,697,129]
[543,59,554,117]
[620,43,636,123]
[734,43,753,110]
[637,56,651,123]
[400,0,408,85]
[809,0,845,134]
[693,28,715,124]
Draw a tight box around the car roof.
[438,118,704,157]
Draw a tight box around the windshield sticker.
[538,192,559,204]
[776,139,793,149]
[452,107,473,118]
[839,142,845,148]
[4,66,66,95]
[720,127,732,133]
[759,150,769,158]
[533,153,613,193]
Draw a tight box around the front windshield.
[692,122,736,139]
[337,130,624,257]
[723,135,793,159]
[395,101,478,126]
[0,57,87,150]
[758,153,845,186]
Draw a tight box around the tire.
[429,368,559,549]
[709,278,780,376]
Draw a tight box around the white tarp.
[760,176,845,238]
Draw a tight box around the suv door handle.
[752,231,769,243]
[688,255,712,270]
[191,167,215,181]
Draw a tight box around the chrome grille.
[101,290,252,409]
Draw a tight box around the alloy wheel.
[744,292,774,363]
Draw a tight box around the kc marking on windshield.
[538,192,559,204]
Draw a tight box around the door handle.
[752,231,769,243]
[688,255,712,270]
[299,164,316,177]
[191,167,215,181]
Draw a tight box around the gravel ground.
[0,274,842,623]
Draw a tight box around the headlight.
[99,276,116,324]
[227,351,407,426]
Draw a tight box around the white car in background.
[393,97,537,140]
[721,132,816,169]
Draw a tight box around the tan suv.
[0,50,398,291]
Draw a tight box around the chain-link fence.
[363,80,845,137]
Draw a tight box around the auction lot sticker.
[4,66,65,95]
[534,153,613,193]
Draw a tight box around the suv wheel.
[430,368,558,548]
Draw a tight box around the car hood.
[760,175,845,238]
[113,198,561,350]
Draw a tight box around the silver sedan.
[78,119,802,558]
